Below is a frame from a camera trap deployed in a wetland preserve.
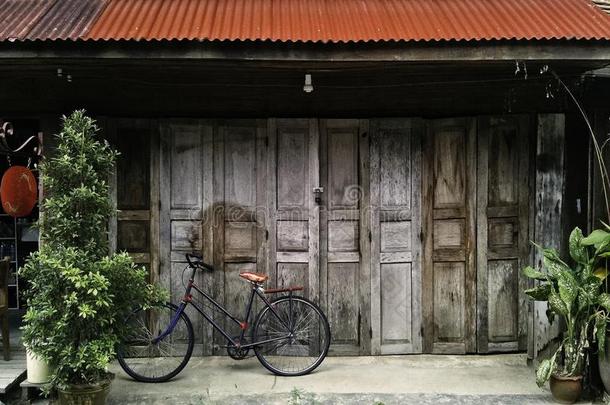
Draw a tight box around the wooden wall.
[102,114,567,357]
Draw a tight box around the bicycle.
[117,252,331,382]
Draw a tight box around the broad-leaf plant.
[20,111,166,390]
[524,226,610,387]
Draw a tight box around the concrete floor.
[107,354,558,404]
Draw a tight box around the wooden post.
[532,114,565,360]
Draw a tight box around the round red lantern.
[0,166,37,217]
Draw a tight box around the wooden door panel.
[423,117,476,354]
[214,120,267,348]
[477,115,529,353]
[433,262,465,349]
[268,118,319,309]
[159,120,211,354]
[109,119,158,274]
[370,119,422,355]
[321,119,369,355]
[327,262,359,344]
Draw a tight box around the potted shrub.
[523,227,610,404]
[20,111,165,404]
[575,226,610,394]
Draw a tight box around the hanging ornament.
[0,166,37,217]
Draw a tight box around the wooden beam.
[2,41,610,64]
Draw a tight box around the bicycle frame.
[154,264,295,350]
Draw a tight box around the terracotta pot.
[549,374,583,404]
[57,378,112,405]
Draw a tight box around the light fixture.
[303,74,313,93]
[57,68,63,78]
[67,74,72,83]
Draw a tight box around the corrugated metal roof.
[0,0,107,41]
[26,0,107,41]
[2,0,610,43]
[85,0,610,42]
[0,0,55,41]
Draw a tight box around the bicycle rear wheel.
[117,302,194,382]
[253,296,330,376]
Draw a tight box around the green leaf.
[541,248,570,279]
[594,267,610,280]
[557,271,578,310]
[596,314,607,358]
[523,266,547,281]
[599,293,610,312]
[525,284,552,301]
[582,229,610,248]
[579,276,602,311]
[569,227,588,264]
[549,290,569,316]
[536,356,556,387]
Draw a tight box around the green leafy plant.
[20,111,166,390]
[523,227,610,387]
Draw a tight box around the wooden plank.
[267,118,278,289]
[212,123,226,354]
[422,123,435,354]
[256,119,267,278]
[369,119,382,355]
[0,364,26,394]
[358,119,371,354]
[533,114,565,359]
[517,116,531,352]
[464,118,478,354]
[149,122,160,286]
[308,118,320,306]
[411,120,424,354]
[476,117,491,354]
[117,210,150,221]
[7,42,610,63]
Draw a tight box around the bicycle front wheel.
[117,302,194,382]
[253,296,330,376]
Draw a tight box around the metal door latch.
[313,187,324,204]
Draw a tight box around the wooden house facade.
[2,0,610,358]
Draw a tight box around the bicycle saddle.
[239,272,268,283]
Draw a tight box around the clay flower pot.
[549,374,583,404]
[57,376,113,405]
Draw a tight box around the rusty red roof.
[2,0,610,43]
[0,0,107,41]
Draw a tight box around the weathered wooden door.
[159,120,213,355]
[212,120,267,348]
[319,119,370,355]
[267,119,320,303]
[476,116,530,353]
[107,119,159,281]
[370,119,423,354]
[422,117,477,354]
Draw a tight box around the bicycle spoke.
[118,303,194,382]
[254,298,329,376]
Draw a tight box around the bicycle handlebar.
[185,253,214,272]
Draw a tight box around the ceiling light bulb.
[57,68,63,77]
[303,74,313,93]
